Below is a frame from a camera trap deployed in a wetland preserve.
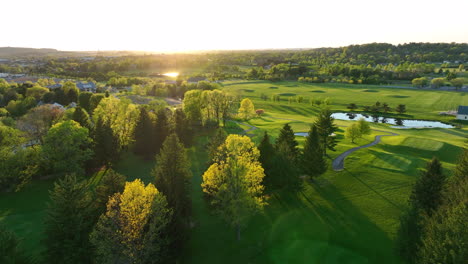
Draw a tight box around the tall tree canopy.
[153,134,191,251]
[43,174,94,264]
[275,123,299,162]
[42,121,92,176]
[314,108,338,155]
[238,98,256,120]
[133,107,155,159]
[302,125,327,178]
[93,96,139,149]
[202,135,266,240]
[91,179,172,264]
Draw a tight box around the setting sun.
[163,72,179,77]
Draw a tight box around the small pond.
[331,113,454,129]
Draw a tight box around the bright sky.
[2,0,468,52]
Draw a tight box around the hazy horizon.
[2,0,468,52]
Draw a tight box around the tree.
[417,202,467,264]
[93,169,126,216]
[93,117,120,167]
[0,224,33,264]
[356,118,371,136]
[43,174,94,264]
[314,108,338,155]
[153,108,170,154]
[257,132,276,190]
[302,125,327,178]
[382,102,391,113]
[395,104,406,114]
[238,98,256,120]
[347,103,358,111]
[412,77,428,88]
[153,134,191,251]
[90,179,172,264]
[202,135,266,240]
[415,149,468,264]
[450,78,465,90]
[411,158,446,214]
[26,85,49,100]
[271,140,301,190]
[275,123,299,162]
[206,128,228,164]
[345,123,361,143]
[431,78,445,88]
[133,107,155,159]
[397,157,446,263]
[93,96,139,149]
[16,104,64,144]
[173,108,192,146]
[72,106,91,130]
[78,92,93,113]
[42,121,92,176]
[183,90,202,123]
[89,94,104,113]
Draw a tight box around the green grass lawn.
[1,81,467,263]
[222,80,468,122]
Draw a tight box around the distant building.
[47,83,63,90]
[76,81,97,92]
[456,106,468,120]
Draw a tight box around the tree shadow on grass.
[379,141,463,164]
[255,180,403,264]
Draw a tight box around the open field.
[222,80,468,122]
[1,81,467,263]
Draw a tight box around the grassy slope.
[1,81,467,263]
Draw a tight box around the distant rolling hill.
[0,47,143,58]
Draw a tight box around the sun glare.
[163,72,179,77]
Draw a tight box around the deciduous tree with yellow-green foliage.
[93,96,139,149]
[201,134,266,240]
[91,179,172,264]
[238,98,256,120]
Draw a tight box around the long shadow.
[257,179,403,264]
[437,128,468,138]
[380,141,463,164]
[306,181,403,263]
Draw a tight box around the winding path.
[229,118,399,171]
[332,130,399,171]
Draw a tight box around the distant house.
[76,81,97,92]
[456,106,468,120]
[47,83,63,90]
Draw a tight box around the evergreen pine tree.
[153,134,191,254]
[43,175,94,264]
[133,107,154,159]
[93,169,126,216]
[416,150,468,264]
[275,123,299,162]
[397,157,446,263]
[258,131,276,190]
[411,157,446,214]
[93,117,119,167]
[314,108,338,155]
[72,106,91,130]
[272,141,301,190]
[302,125,327,178]
[0,224,33,264]
[153,109,170,154]
[173,108,192,147]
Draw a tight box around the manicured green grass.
[1,80,467,263]
[222,80,468,122]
